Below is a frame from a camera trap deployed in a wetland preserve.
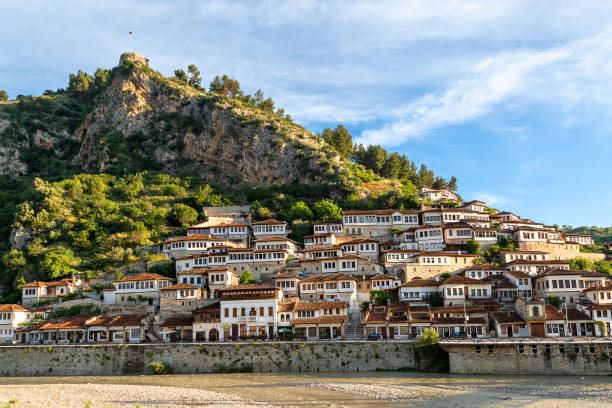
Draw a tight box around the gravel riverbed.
[0,383,291,408]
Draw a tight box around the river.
[1,372,612,407]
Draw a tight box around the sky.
[1,0,611,227]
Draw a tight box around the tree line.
[321,125,457,189]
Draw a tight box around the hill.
[0,52,455,302]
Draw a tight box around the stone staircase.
[344,311,363,340]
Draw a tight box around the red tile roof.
[292,315,346,325]
[114,273,172,283]
[160,283,200,291]
[0,304,29,312]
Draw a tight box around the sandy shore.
[0,383,290,408]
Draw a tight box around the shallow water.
[1,372,612,407]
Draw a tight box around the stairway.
[343,311,363,340]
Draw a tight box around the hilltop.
[0,52,456,300]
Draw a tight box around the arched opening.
[209,328,219,341]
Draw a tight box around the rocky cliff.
[0,55,352,192]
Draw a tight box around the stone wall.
[443,341,612,375]
[519,242,606,262]
[0,341,416,377]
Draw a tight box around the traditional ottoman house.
[176,268,208,289]
[439,275,492,307]
[85,316,117,343]
[159,283,206,313]
[298,274,358,307]
[514,297,547,337]
[382,248,419,267]
[463,264,506,280]
[161,234,230,258]
[207,267,239,298]
[533,269,608,305]
[313,221,343,236]
[429,306,488,338]
[564,234,595,246]
[361,301,414,339]
[195,223,250,245]
[442,221,475,246]
[578,282,612,335]
[418,187,460,203]
[225,248,290,280]
[415,225,445,251]
[398,279,441,304]
[339,237,380,261]
[502,270,533,299]
[253,237,298,255]
[21,278,79,306]
[303,233,336,248]
[0,304,31,343]
[505,259,570,276]
[106,314,149,343]
[193,301,222,341]
[301,247,343,260]
[362,273,401,292]
[543,305,595,337]
[403,251,478,280]
[252,219,289,238]
[273,272,301,299]
[291,300,348,340]
[486,275,519,303]
[219,284,283,340]
[113,273,173,307]
[500,250,550,264]
[299,255,384,276]
[490,311,526,338]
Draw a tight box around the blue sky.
[1,1,611,227]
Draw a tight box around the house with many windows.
[252,219,289,238]
[21,279,79,306]
[112,273,173,307]
[0,304,31,343]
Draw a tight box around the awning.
[160,329,177,334]
[278,328,292,333]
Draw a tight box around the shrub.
[149,361,173,374]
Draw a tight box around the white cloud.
[357,24,612,147]
[473,192,507,207]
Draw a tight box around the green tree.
[171,203,198,226]
[288,220,313,245]
[239,270,255,284]
[432,177,448,189]
[546,295,562,308]
[209,75,242,98]
[429,292,443,307]
[366,145,388,174]
[93,68,110,89]
[466,239,481,255]
[382,153,402,179]
[417,164,435,187]
[369,290,393,306]
[40,247,75,280]
[174,69,188,83]
[15,275,27,289]
[440,272,451,279]
[448,176,458,191]
[67,70,94,93]
[415,328,439,347]
[289,201,313,222]
[323,125,354,158]
[0,90,7,101]
[2,250,26,271]
[312,199,342,221]
[187,64,202,88]
[594,260,612,275]
[569,257,593,271]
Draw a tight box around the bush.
[149,361,173,374]
[170,203,198,226]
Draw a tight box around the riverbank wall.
[0,341,416,377]
[442,339,612,375]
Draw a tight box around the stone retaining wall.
[0,341,416,377]
[443,342,612,375]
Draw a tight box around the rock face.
[72,66,342,186]
[0,58,350,191]
[9,225,32,250]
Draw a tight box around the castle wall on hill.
[0,342,415,377]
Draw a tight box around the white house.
[252,219,288,238]
[21,279,79,306]
[219,284,283,340]
[339,238,379,261]
[0,304,31,343]
[313,221,343,236]
[112,273,173,307]
[418,187,460,203]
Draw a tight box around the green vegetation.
[239,270,255,285]
[369,290,395,305]
[149,361,174,374]
[0,90,7,101]
[561,226,612,244]
[569,257,612,275]
[546,295,562,308]
[465,239,481,255]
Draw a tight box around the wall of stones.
[445,343,612,375]
[0,341,415,377]
[520,242,606,262]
